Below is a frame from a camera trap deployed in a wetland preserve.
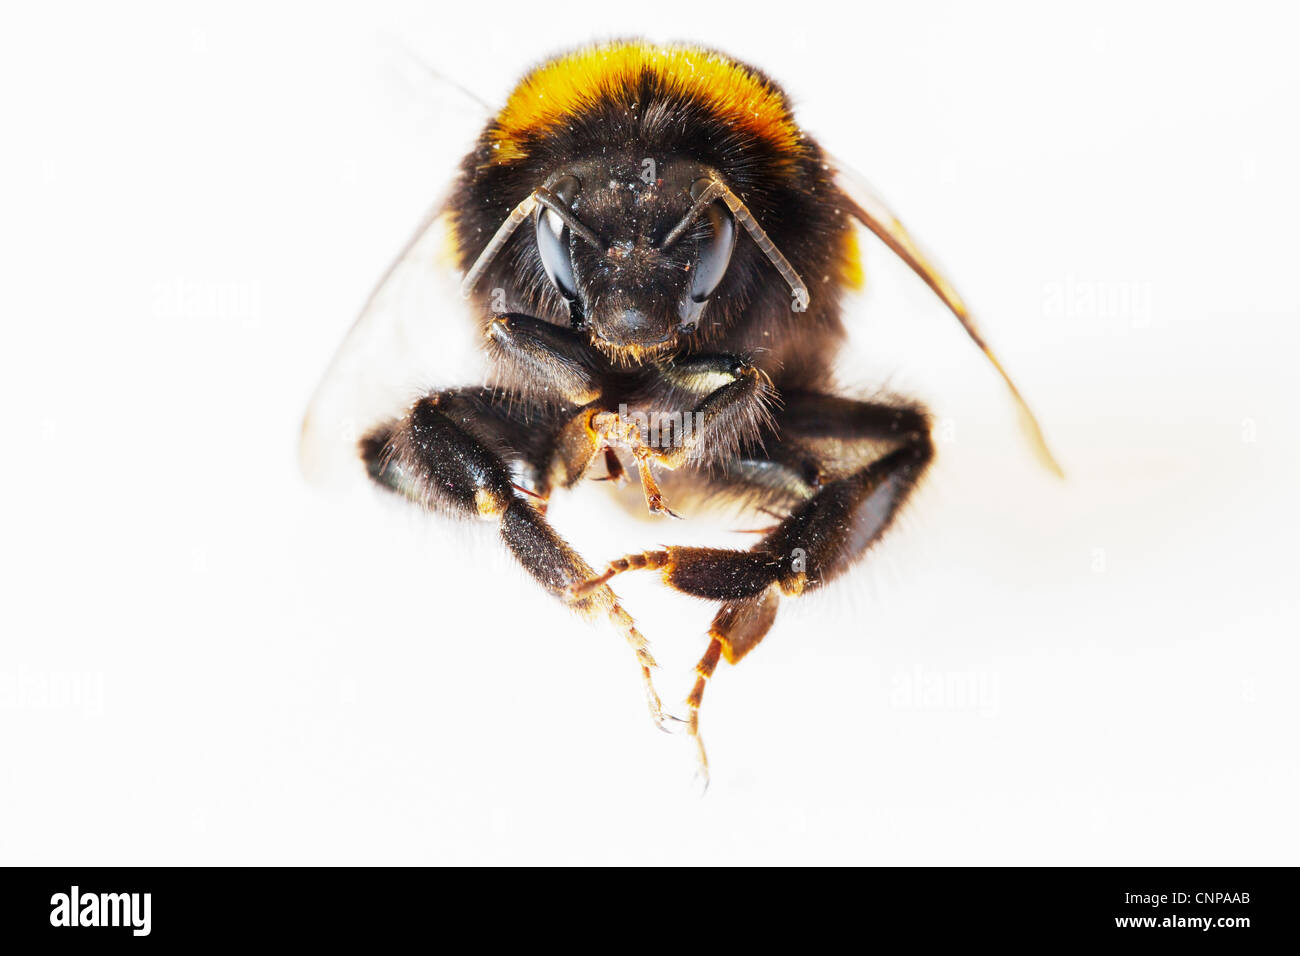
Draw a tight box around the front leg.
[590,355,777,516]
[484,313,633,502]
[485,313,604,409]
[361,388,676,732]
[487,319,775,518]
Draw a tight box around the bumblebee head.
[453,41,828,363]
[460,158,806,362]
[526,159,740,356]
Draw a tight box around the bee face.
[532,158,738,353]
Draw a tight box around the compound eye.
[534,175,580,300]
[689,198,736,303]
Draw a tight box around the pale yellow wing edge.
[830,160,1065,479]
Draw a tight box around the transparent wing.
[300,208,489,489]
[299,52,491,490]
[830,157,1065,478]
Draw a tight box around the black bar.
[0,867,1289,944]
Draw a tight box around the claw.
[635,457,684,519]
[688,723,711,794]
[690,747,711,795]
[656,712,690,735]
[647,494,683,519]
[691,769,711,797]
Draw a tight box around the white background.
[2,1,1297,864]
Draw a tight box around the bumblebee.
[302,40,1061,783]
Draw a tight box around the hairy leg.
[589,354,777,516]
[362,387,676,731]
[485,318,778,519]
[573,393,935,780]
